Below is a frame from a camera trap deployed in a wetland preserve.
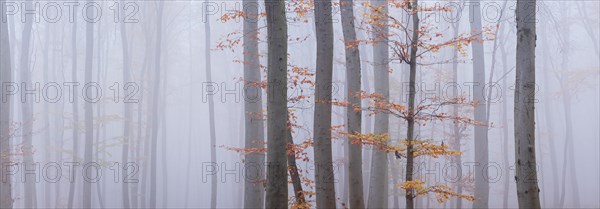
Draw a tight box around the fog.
[0,0,598,208]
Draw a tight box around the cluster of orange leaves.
[401,180,476,203]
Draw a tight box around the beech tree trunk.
[469,1,489,207]
[19,1,37,207]
[287,127,306,205]
[514,0,541,208]
[121,8,132,208]
[450,17,463,209]
[0,0,13,206]
[264,0,289,207]
[204,2,218,207]
[149,2,165,208]
[367,0,389,207]
[313,0,336,207]
[242,0,266,206]
[340,0,365,207]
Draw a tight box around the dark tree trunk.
[264,0,289,207]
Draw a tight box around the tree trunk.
[121,11,132,208]
[287,127,306,205]
[0,0,13,206]
[203,2,218,207]
[340,0,364,207]
[264,0,289,207]
[242,0,266,207]
[514,0,541,208]
[450,17,464,209]
[42,25,53,209]
[313,0,336,207]
[468,1,489,207]
[19,1,37,207]
[67,12,79,209]
[367,0,389,207]
[405,1,419,209]
[149,2,165,208]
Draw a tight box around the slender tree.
[121,7,132,208]
[67,10,79,209]
[287,126,307,206]
[468,1,489,207]
[149,1,165,208]
[313,0,337,207]
[404,1,419,208]
[19,0,37,207]
[340,0,365,207]
[514,0,541,208]
[0,0,13,206]
[450,14,464,209]
[242,0,266,206]
[204,1,218,207]
[82,0,95,206]
[264,0,289,207]
[367,0,390,207]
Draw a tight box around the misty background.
[0,0,598,208]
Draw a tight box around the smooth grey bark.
[0,0,13,206]
[405,1,419,209]
[82,0,95,206]
[264,0,289,207]
[287,127,306,205]
[367,0,389,207]
[340,0,364,207]
[149,1,165,208]
[67,12,79,209]
[514,0,541,208]
[242,0,266,206]
[19,1,37,207]
[468,1,489,207]
[121,11,132,208]
[313,0,336,207]
[204,2,218,207]
[357,24,372,198]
